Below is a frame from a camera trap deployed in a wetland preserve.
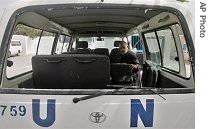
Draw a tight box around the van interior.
[2,3,194,90]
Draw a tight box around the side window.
[144,32,161,65]
[6,24,42,78]
[157,29,179,72]
[37,31,55,55]
[128,34,143,54]
[143,26,182,74]
[55,35,71,54]
[175,24,191,78]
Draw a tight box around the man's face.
[119,42,128,55]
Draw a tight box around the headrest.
[114,41,122,47]
[76,41,88,49]
[94,48,109,57]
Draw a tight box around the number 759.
[0,105,26,116]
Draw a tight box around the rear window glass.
[72,37,122,52]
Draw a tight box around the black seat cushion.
[111,63,133,84]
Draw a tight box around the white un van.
[0,0,194,128]
[8,40,22,57]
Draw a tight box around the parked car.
[8,40,22,57]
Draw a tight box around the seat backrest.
[110,63,133,84]
[62,41,92,54]
[113,41,121,47]
[109,41,121,63]
[76,41,88,49]
[32,54,110,89]
[74,41,92,54]
[141,60,158,87]
[93,48,109,57]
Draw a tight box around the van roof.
[0,0,194,42]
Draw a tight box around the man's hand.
[129,64,138,70]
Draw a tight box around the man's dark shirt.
[120,50,141,84]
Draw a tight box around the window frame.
[0,4,194,92]
[156,27,180,73]
[6,24,42,79]
[6,24,58,79]
[142,24,182,75]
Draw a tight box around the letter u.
[32,99,56,127]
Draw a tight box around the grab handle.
[74,58,96,63]
[44,59,66,63]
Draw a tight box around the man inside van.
[119,41,141,85]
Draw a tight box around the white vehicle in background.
[8,40,22,57]
[0,0,194,129]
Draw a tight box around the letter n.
[130,99,154,127]
[32,99,56,127]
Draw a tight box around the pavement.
[7,54,33,78]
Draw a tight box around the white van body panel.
[0,93,194,128]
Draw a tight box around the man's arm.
[129,51,141,72]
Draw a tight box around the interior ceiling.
[36,5,162,35]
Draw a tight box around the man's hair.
[119,41,128,45]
